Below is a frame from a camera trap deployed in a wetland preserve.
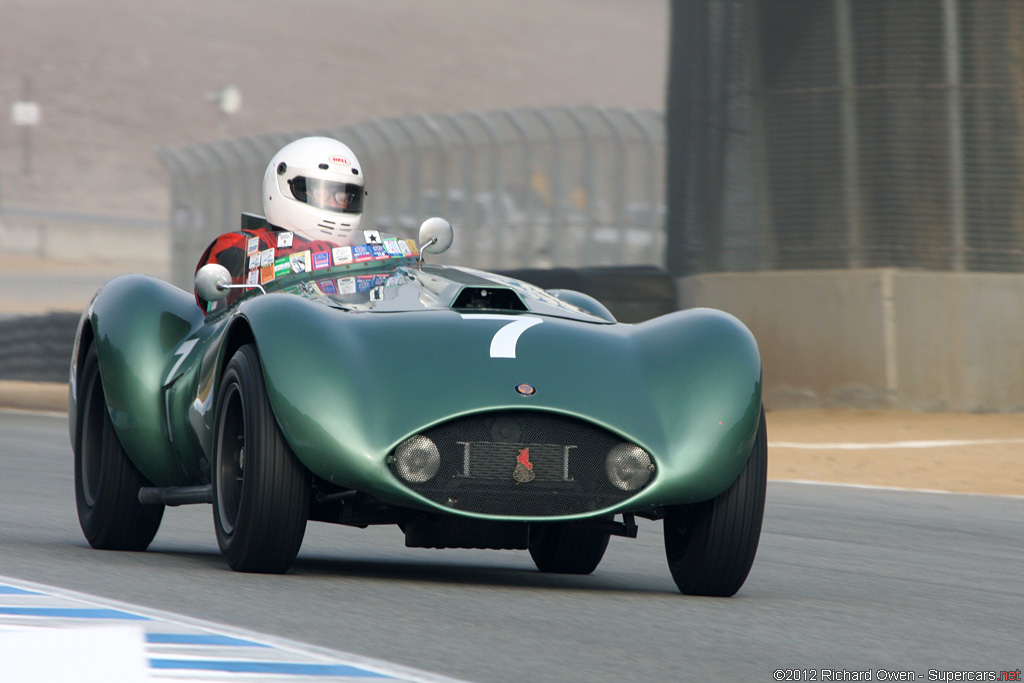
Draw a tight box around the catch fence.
[667,0,1024,276]
[158,106,665,288]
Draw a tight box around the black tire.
[528,521,611,575]
[212,344,310,573]
[74,343,164,550]
[664,405,767,597]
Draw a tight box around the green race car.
[69,216,766,597]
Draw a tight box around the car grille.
[389,410,650,517]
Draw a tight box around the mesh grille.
[389,411,651,517]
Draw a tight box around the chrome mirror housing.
[194,263,234,302]
[418,217,454,256]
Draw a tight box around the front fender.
[626,308,762,509]
[72,274,205,485]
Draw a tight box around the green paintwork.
[71,251,761,521]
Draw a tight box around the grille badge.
[515,383,536,396]
[512,447,536,483]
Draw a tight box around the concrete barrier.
[679,268,1024,412]
[0,210,169,267]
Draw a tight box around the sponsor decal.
[398,240,412,257]
[332,245,353,265]
[246,269,260,285]
[274,256,290,278]
[369,285,385,301]
[290,251,311,273]
[259,248,276,284]
[319,278,337,295]
[355,274,377,292]
[337,277,357,294]
[248,254,260,271]
[515,383,536,397]
[246,236,259,256]
[330,155,350,166]
[512,447,536,483]
[277,231,294,248]
[352,244,373,262]
[295,280,321,296]
[371,244,390,260]
[383,239,403,256]
[364,230,382,244]
[312,251,330,270]
[405,239,420,257]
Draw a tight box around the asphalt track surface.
[1,411,1021,682]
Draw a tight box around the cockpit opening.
[451,287,528,311]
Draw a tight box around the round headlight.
[393,435,441,483]
[605,443,654,491]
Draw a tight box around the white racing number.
[460,314,543,358]
[164,338,198,386]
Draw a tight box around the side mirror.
[195,263,234,302]
[195,263,266,302]
[418,217,453,256]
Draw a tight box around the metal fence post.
[835,0,863,269]
[943,0,966,272]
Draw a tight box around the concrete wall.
[679,269,1024,413]
[0,210,169,267]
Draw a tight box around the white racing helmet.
[262,137,365,239]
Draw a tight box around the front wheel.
[663,405,767,597]
[212,344,310,573]
[74,342,164,550]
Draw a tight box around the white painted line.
[0,576,473,683]
[769,438,1024,450]
[771,479,1024,499]
[0,623,151,682]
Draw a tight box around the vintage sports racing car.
[69,215,766,597]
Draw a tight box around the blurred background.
[0,0,667,306]
[3,0,1024,413]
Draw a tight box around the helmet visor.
[289,176,364,214]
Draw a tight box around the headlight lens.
[393,435,441,483]
[605,443,654,491]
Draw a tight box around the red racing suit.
[194,226,339,313]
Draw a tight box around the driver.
[195,136,367,312]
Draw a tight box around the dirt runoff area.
[4,382,1021,498]
[767,408,1024,497]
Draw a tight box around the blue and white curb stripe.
[0,576,471,682]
